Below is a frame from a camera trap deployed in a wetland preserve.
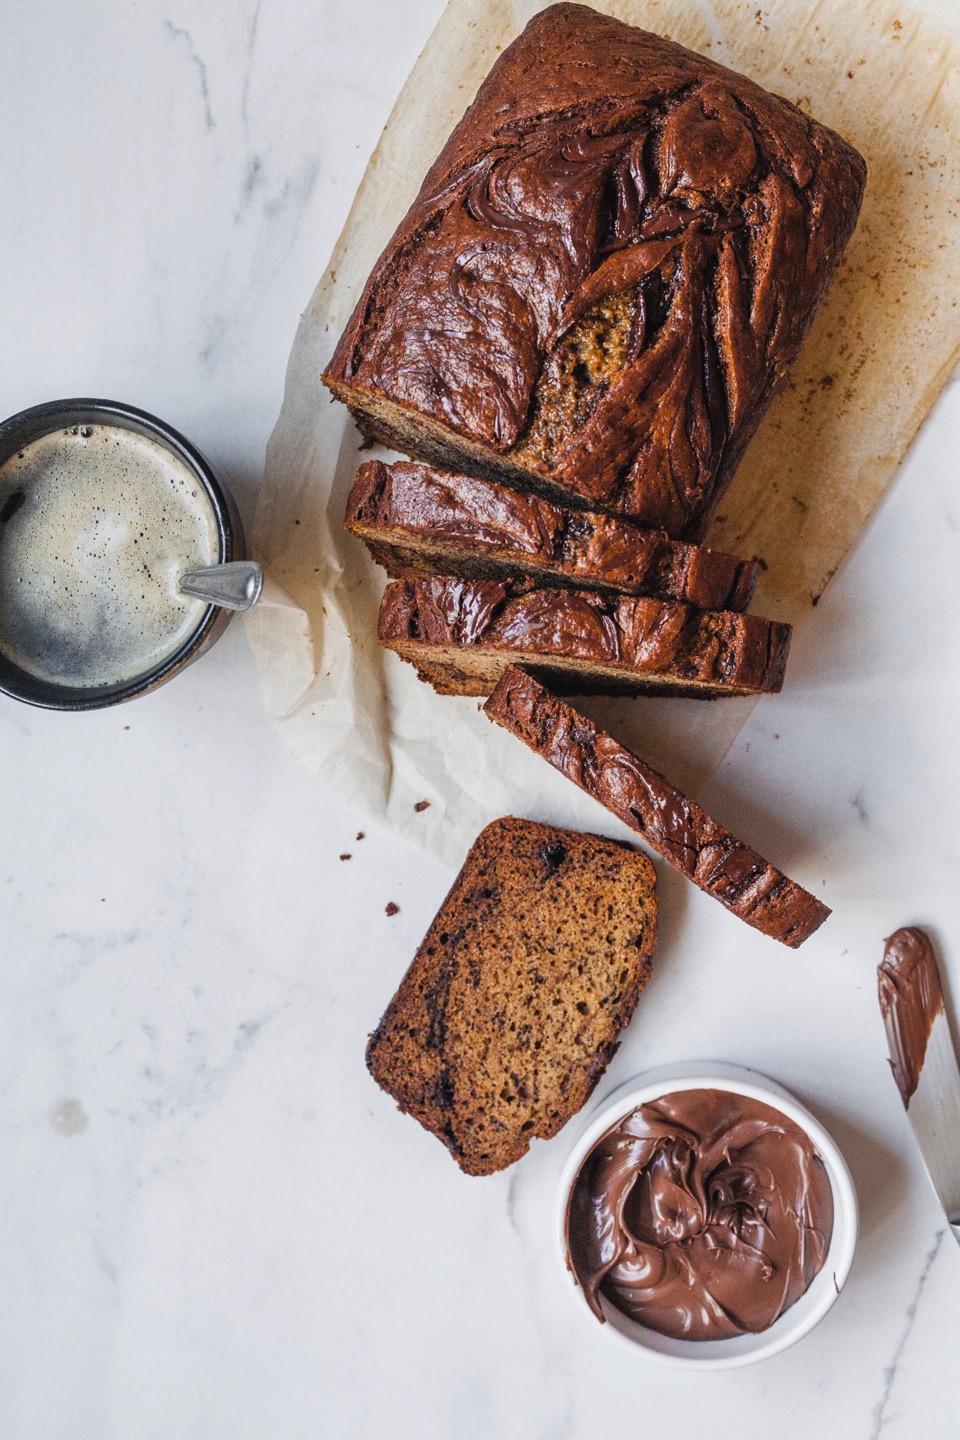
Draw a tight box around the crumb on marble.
[385,901,399,916]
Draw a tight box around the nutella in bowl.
[555,1063,857,1368]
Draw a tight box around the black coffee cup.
[0,398,245,710]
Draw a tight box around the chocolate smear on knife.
[878,927,946,1107]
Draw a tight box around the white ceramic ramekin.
[554,1060,858,1370]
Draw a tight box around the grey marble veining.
[870,1231,945,1439]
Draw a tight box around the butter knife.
[879,927,960,1247]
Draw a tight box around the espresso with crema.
[0,424,219,688]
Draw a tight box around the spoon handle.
[178,560,263,612]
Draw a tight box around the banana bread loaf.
[377,576,790,698]
[484,666,830,947]
[324,3,866,539]
[346,459,760,610]
[366,816,658,1175]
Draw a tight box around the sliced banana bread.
[345,460,760,610]
[377,576,790,698]
[366,817,658,1175]
[484,667,830,948]
[323,4,865,538]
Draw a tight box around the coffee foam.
[0,423,220,688]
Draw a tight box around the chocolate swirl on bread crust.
[378,576,791,698]
[325,3,866,538]
[484,666,830,946]
[345,460,760,610]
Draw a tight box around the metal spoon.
[178,560,263,612]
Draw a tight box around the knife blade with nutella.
[878,927,960,1247]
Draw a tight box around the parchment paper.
[247,0,960,866]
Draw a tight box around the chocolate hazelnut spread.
[566,1088,834,1340]
[878,927,946,1107]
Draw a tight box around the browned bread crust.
[366,816,658,1175]
[346,460,760,610]
[484,667,830,947]
[325,3,866,539]
[377,576,791,698]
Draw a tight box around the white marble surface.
[2,3,959,1436]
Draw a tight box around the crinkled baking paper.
[247,0,960,865]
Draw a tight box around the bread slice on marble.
[366,816,658,1175]
[484,666,830,948]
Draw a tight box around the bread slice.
[484,667,830,948]
[323,5,865,538]
[366,817,658,1175]
[377,576,790,699]
[346,460,760,611]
